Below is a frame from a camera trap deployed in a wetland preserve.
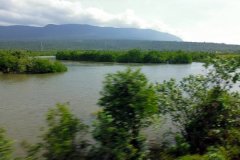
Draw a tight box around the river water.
[0,61,206,152]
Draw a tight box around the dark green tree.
[93,68,158,160]
[23,104,88,160]
[157,57,240,157]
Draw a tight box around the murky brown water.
[0,61,206,154]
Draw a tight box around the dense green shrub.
[0,51,26,73]
[116,49,144,63]
[56,49,196,64]
[143,51,166,63]
[27,59,67,73]
[23,104,89,160]
[42,104,88,160]
[0,128,13,160]
[0,50,67,73]
[56,49,240,64]
[168,51,192,64]
[178,146,229,160]
[91,68,159,160]
[156,57,240,158]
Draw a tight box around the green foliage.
[0,50,28,73]
[56,50,117,62]
[1,55,240,160]
[91,112,140,160]
[23,104,88,160]
[203,147,228,160]
[156,57,240,157]
[56,49,194,64]
[99,68,159,129]
[178,154,204,160]
[92,68,158,160]
[0,50,67,73]
[178,147,229,160]
[2,40,240,53]
[27,59,67,73]
[169,134,191,156]
[117,49,144,63]
[0,128,13,160]
[42,104,88,160]
[204,57,240,85]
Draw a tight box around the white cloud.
[176,0,240,44]
[0,0,176,35]
[1,0,240,44]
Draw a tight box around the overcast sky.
[0,0,240,44]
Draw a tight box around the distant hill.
[0,24,182,41]
[0,24,240,52]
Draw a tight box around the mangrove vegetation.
[0,50,67,73]
[0,57,239,160]
[55,49,239,64]
[55,49,209,64]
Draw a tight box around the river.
[0,61,206,153]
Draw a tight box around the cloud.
[0,0,176,35]
[176,0,240,44]
[1,0,239,44]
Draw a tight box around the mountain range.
[0,24,182,41]
[1,24,240,52]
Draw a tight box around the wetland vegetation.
[0,56,239,160]
[0,50,67,74]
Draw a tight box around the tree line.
[1,40,240,53]
[1,57,240,160]
[1,49,239,64]
[0,50,67,73]
[56,49,213,64]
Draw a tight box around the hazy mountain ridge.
[0,24,182,41]
[1,24,240,52]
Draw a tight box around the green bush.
[157,57,240,157]
[178,154,204,160]
[0,50,67,74]
[23,104,89,160]
[27,59,67,73]
[0,128,13,160]
[92,68,159,160]
[56,49,197,64]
